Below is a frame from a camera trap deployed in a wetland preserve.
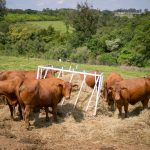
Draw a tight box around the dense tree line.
[0,1,149,67]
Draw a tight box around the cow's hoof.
[25,123,31,130]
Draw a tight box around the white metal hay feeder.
[36,65,103,116]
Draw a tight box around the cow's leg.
[124,101,129,118]
[8,104,15,120]
[19,103,25,120]
[141,99,149,109]
[116,102,122,117]
[52,106,58,122]
[24,105,31,130]
[108,99,115,111]
[18,103,23,120]
[22,107,25,121]
[45,107,49,122]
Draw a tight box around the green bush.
[0,21,9,33]
[70,46,90,63]
[96,52,118,65]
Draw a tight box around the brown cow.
[0,69,57,81]
[0,76,24,120]
[0,69,57,119]
[103,72,123,110]
[110,77,150,118]
[80,71,100,89]
[0,70,25,80]
[17,77,75,129]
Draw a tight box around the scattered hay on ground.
[0,74,150,150]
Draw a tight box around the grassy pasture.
[0,56,149,79]
[25,21,73,33]
[5,13,58,22]
[114,13,134,18]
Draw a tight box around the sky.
[6,0,150,11]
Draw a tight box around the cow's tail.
[15,78,24,103]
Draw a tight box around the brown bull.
[103,72,123,110]
[17,77,75,129]
[110,77,150,118]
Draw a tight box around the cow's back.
[80,71,99,88]
[103,72,123,99]
[105,72,123,88]
[118,78,149,104]
[145,77,150,95]
[18,77,64,107]
[18,78,39,105]
[0,70,26,81]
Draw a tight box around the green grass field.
[5,13,58,22]
[25,21,73,33]
[114,12,134,18]
[0,56,149,79]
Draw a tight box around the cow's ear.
[58,83,65,88]
[72,84,79,91]
[58,83,63,87]
[72,84,78,88]
[121,87,127,90]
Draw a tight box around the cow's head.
[60,82,78,100]
[58,81,72,100]
[105,87,115,111]
[110,85,121,101]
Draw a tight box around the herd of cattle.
[0,69,149,130]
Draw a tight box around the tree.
[68,1,100,45]
[0,0,6,21]
[105,38,121,52]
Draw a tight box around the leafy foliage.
[0,2,150,67]
[68,1,100,45]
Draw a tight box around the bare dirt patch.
[0,74,150,150]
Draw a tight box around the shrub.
[70,46,90,63]
[96,52,118,65]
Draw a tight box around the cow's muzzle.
[65,96,70,100]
